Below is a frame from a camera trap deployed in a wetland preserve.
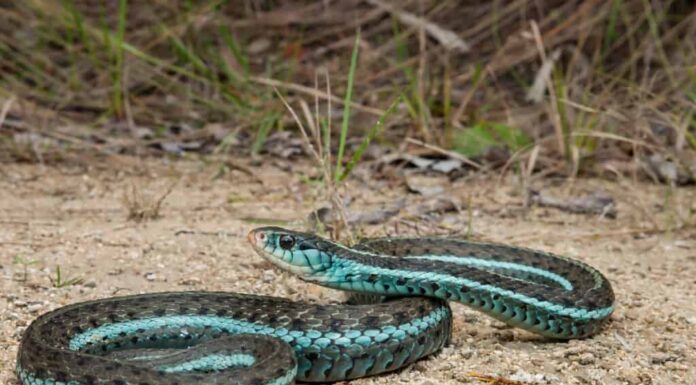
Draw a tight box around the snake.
[17,226,615,385]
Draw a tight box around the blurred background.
[0,0,694,184]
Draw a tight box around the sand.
[1,160,694,385]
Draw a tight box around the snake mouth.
[247,229,267,249]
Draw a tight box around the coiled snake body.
[17,227,614,385]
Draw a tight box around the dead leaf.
[405,176,446,196]
[264,131,306,158]
[642,154,695,185]
[308,199,406,229]
[366,0,469,53]
[379,153,466,175]
[528,190,617,219]
[405,197,459,217]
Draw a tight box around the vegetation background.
[1,0,694,183]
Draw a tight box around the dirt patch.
[1,161,694,385]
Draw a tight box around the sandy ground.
[1,160,694,385]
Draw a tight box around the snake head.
[248,227,333,280]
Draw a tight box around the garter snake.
[17,227,615,385]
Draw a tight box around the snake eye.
[278,235,295,250]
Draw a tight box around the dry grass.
[121,181,177,222]
[0,1,694,179]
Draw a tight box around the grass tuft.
[50,266,84,288]
[121,181,177,222]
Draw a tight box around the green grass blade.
[112,0,127,117]
[251,113,278,156]
[602,0,622,62]
[338,95,402,182]
[334,30,360,182]
[166,26,211,77]
[219,26,250,78]
[640,0,676,87]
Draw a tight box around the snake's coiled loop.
[17,227,614,385]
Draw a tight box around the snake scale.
[17,227,615,385]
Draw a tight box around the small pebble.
[493,330,515,341]
[412,361,429,372]
[650,353,677,365]
[13,300,27,307]
[459,348,473,360]
[144,272,157,281]
[178,277,202,286]
[509,370,557,384]
[262,270,276,283]
[618,368,643,385]
[6,312,20,320]
[577,352,596,365]
[666,362,688,371]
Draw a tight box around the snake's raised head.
[248,227,333,280]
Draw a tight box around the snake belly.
[17,227,614,385]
